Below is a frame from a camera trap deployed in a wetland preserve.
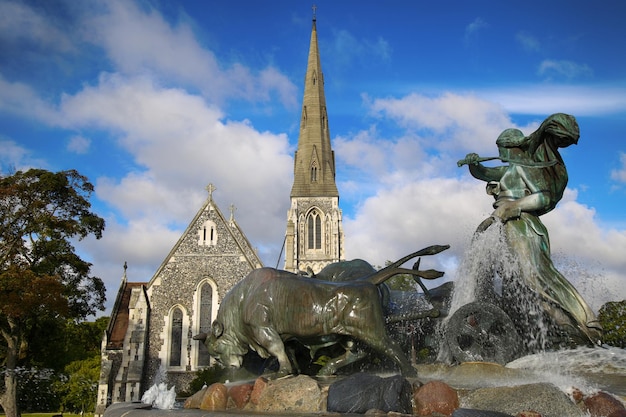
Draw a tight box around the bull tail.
[364,245,450,285]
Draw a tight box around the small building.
[95,186,262,415]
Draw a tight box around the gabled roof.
[147,188,263,287]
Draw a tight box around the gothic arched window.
[197,283,213,367]
[169,307,183,367]
[307,211,322,250]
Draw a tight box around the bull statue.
[194,245,449,377]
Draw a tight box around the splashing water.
[141,365,176,409]
[507,346,626,396]
[447,220,514,314]
[443,220,554,356]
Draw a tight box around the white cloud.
[366,92,522,154]
[0,0,299,305]
[610,152,626,184]
[0,75,59,123]
[538,59,593,80]
[67,135,91,154]
[54,71,292,273]
[0,0,74,53]
[542,189,626,307]
[79,215,183,294]
[465,17,488,43]
[479,84,626,116]
[0,138,48,172]
[516,31,541,53]
[544,189,626,268]
[85,0,297,108]
[344,178,488,268]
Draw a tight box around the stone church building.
[96,15,344,415]
[95,188,263,415]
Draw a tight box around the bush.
[186,363,228,395]
[598,300,626,348]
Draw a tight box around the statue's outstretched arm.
[459,153,506,182]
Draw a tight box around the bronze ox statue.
[194,245,449,377]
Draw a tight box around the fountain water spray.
[439,221,555,362]
[141,365,176,409]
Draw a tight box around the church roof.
[105,278,146,350]
[290,18,339,198]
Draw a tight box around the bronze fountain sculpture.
[197,113,603,376]
[449,113,603,363]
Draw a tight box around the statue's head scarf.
[538,113,580,148]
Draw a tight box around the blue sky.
[1,0,625,314]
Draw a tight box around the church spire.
[290,14,338,198]
[284,13,344,274]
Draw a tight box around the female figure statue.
[459,114,602,346]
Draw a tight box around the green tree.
[16,367,62,412]
[186,363,227,396]
[55,356,101,413]
[598,300,626,348]
[0,169,106,417]
[12,317,109,412]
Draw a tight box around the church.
[96,15,344,415]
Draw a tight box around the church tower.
[284,14,344,273]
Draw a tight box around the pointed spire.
[290,13,338,198]
[122,261,127,283]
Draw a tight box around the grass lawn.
[2,414,94,417]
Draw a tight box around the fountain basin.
[104,351,626,417]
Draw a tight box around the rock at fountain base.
[583,391,626,417]
[326,373,413,414]
[251,374,321,413]
[414,380,460,416]
[461,382,585,417]
[452,409,515,417]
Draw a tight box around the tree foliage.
[598,300,626,348]
[8,317,108,413]
[186,364,228,396]
[0,169,106,417]
[55,356,101,413]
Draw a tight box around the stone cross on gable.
[206,183,216,200]
[229,204,237,222]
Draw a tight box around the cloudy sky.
[1,0,625,315]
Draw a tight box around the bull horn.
[193,333,208,342]
[386,245,450,270]
[366,267,444,285]
[364,245,450,285]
